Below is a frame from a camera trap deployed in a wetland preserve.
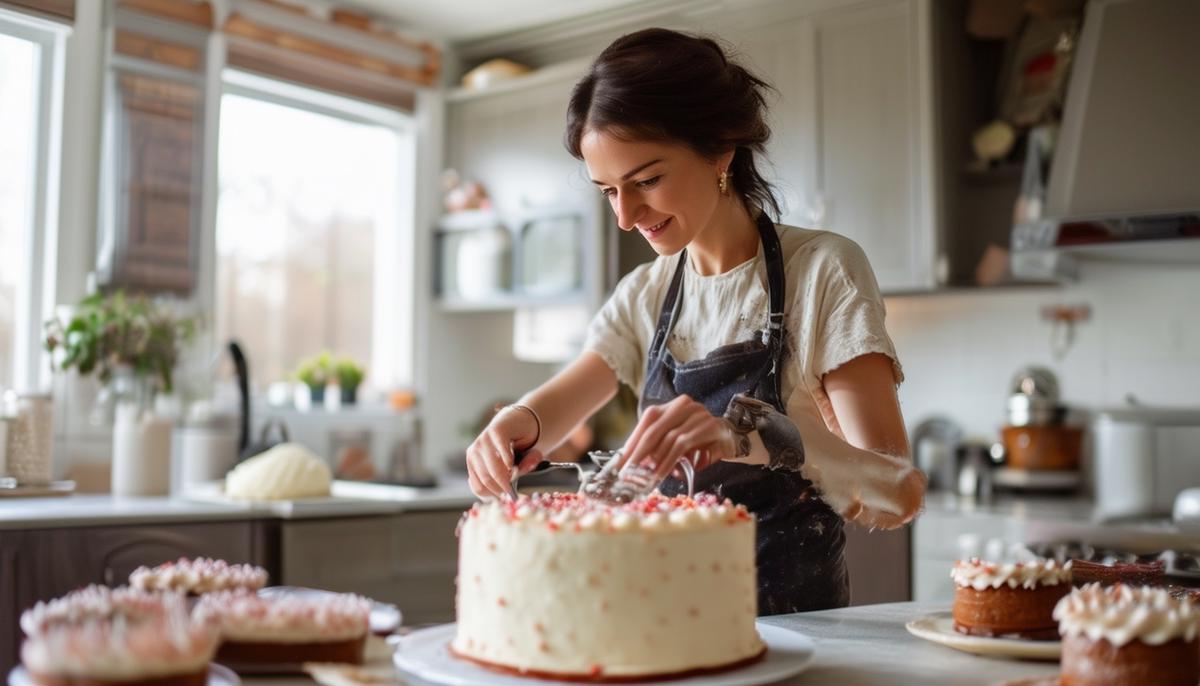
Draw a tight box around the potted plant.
[295,351,333,405]
[44,290,199,402]
[335,357,365,405]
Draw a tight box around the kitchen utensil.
[1001,425,1083,471]
[508,457,588,500]
[911,416,963,490]
[954,442,994,500]
[581,449,696,504]
[1007,366,1065,427]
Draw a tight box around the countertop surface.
[0,475,479,530]
[240,601,1058,686]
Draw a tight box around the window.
[0,12,62,391]
[215,72,414,393]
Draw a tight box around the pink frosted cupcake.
[130,557,268,595]
[20,586,218,686]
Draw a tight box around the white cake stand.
[394,620,815,686]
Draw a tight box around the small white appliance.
[1092,407,1200,520]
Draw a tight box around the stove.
[1024,540,1200,584]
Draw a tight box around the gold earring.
[718,170,730,195]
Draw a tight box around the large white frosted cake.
[453,492,765,680]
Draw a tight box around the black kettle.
[229,341,290,461]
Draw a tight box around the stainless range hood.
[1011,0,1200,279]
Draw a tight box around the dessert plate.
[8,663,240,686]
[906,612,1060,661]
[394,621,815,686]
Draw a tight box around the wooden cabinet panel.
[844,523,911,606]
[280,510,461,626]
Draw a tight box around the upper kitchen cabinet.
[735,0,937,292]
[441,61,604,311]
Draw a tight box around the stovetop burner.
[1025,541,1200,581]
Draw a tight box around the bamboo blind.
[223,2,439,111]
[0,0,74,23]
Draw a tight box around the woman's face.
[580,129,729,256]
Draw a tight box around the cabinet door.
[816,0,935,291]
[735,17,821,229]
[280,510,461,626]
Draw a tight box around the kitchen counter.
[921,491,1197,551]
[242,601,1058,686]
[0,475,478,530]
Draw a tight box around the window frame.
[0,8,67,392]
[215,68,417,391]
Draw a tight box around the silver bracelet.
[503,403,541,446]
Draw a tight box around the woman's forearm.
[724,394,924,528]
[518,351,619,455]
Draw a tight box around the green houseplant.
[43,291,199,396]
[334,357,365,405]
[295,351,333,404]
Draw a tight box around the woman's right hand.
[466,406,543,499]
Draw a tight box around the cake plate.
[394,621,814,686]
[906,611,1061,661]
[8,663,240,686]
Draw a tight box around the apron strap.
[644,212,788,408]
[751,213,787,406]
[646,249,688,369]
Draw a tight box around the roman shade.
[223,1,440,111]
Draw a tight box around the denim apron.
[640,213,850,614]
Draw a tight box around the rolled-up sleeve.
[809,237,903,384]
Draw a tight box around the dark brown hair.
[565,28,781,219]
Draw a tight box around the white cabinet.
[736,0,937,292]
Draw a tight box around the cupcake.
[1055,583,1199,686]
[951,557,1072,639]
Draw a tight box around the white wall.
[887,261,1200,443]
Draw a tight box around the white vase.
[111,403,172,496]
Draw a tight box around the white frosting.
[130,557,268,593]
[195,590,370,643]
[952,558,1072,590]
[224,442,332,500]
[20,588,217,678]
[20,585,180,637]
[1055,583,1200,646]
[464,491,750,531]
[453,493,764,678]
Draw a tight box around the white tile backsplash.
[887,261,1200,441]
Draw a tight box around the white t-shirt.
[584,224,903,438]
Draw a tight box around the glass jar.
[329,427,373,481]
[3,391,54,487]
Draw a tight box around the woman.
[466,28,925,615]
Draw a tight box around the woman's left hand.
[616,394,736,482]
